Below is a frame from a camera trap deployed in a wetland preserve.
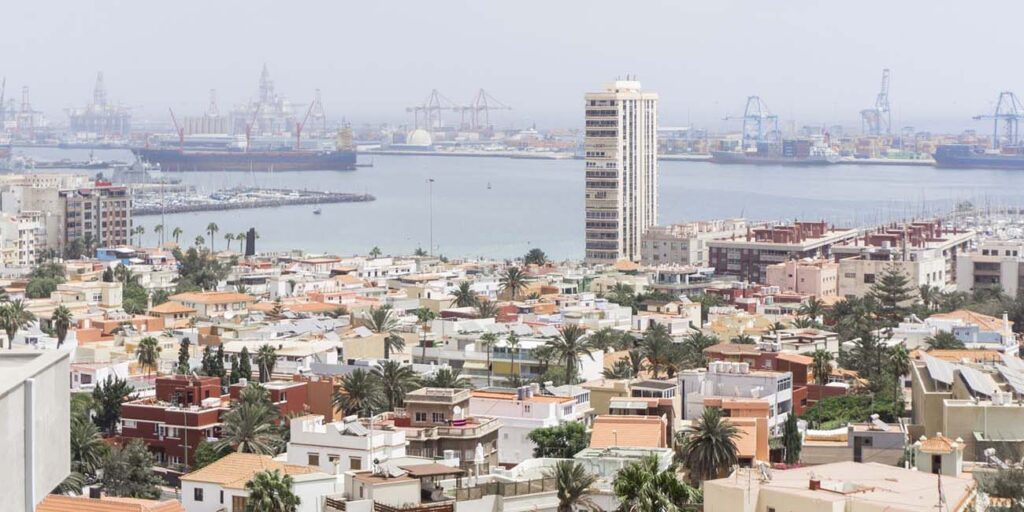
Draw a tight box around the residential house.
[180,453,337,512]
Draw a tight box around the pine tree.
[215,344,227,387]
[782,413,802,464]
[228,355,240,385]
[868,264,915,327]
[176,338,191,375]
[200,345,216,376]
[237,346,253,382]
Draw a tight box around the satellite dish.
[224,310,236,320]
[453,405,463,416]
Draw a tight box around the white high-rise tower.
[584,79,658,263]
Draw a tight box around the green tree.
[333,368,383,417]
[798,296,826,321]
[420,367,471,388]
[680,331,720,369]
[414,307,437,362]
[194,235,205,248]
[811,349,833,385]
[245,469,301,512]
[192,439,230,470]
[173,246,228,291]
[151,289,171,306]
[613,454,702,512]
[26,277,62,298]
[100,439,163,499]
[693,292,725,325]
[91,376,136,434]
[523,248,548,266]
[918,284,941,312]
[70,413,107,479]
[505,332,521,382]
[236,346,253,382]
[888,344,911,397]
[475,299,499,319]
[383,333,405,360]
[978,465,1024,511]
[364,305,398,334]
[153,223,164,245]
[641,323,673,378]
[176,338,191,374]
[548,460,597,512]
[782,413,802,464]
[528,422,589,458]
[731,333,756,345]
[450,281,479,308]
[206,222,219,251]
[678,407,740,484]
[217,384,282,455]
[224,232,235,252]
[800,394,901,430]
[135,336,161,376]
[256,344,277,383]
[369,246,382,258]
[172,227,183,244]
[546,324,595,384]
[602,358,636,379]
[0,298,36,348]
[604,283,637,312]
[868,264,915,327]
[479,332,498,386]
[122,280,150,315]
[372,360,420,411]
[925,331,965,350]
[52,304,73,348]
[499,266,528,300]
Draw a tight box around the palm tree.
[888,344,911,396]
[731,333,755,345]
[918,285,941,311]
[216,402,282,455]
[134,226,145,247]
[70,414,106,478]
[0,299,35,349]
[224,233,235,252]
[51,304,73,348]
[475,299,499,319]
[479,332,497,386]
[372,360,420,411]
[548,460,598,512]
[926,331,965,350]
[450,281,478,308]
[810,349,833,385]
[364,305,398,334]
[499,266,527,300]
[641,323,672,378]
[369,246,382,258]
[255,344,277,383]
[194,235,205,247]
[614,454,702,511]
[605,282,637,311]
[505,332,521,382]
[414,307,436,363]
[383,333,406,360]
[421,367,471,388]
[767,321,786,334]
[602,359,636,379]
[153,224,164,245]
[245,469,300,512]
[678,407,740,484]
[792,317,822,329]
[206,222,219,251]
[798,297,826,322]
[171,227,183,245]
[333,368,383,417]
[135,336,161,376]
[546,324,595,385]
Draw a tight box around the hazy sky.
[8,0,1023,132]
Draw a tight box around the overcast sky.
[8,0,1022,132]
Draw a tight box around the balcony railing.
[451,477,556,501]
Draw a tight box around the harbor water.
[14,148,1024,260]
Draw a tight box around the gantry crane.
[723,96,779,149]
[406,90,461,129]
[460,89,511,130]
[861,69,892,136]
[973,91,1024,149]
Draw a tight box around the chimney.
[809,479,821,491]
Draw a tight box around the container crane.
[860,69,892,136]
[973,91,1024,149]
[461,89,511,130]
[406,89,460,129]
[723,96,779,149]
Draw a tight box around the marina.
[131,186,374,216]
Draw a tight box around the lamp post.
[427,178,435,256]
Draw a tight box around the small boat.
[313,208,322,215]
[487,182,492,190]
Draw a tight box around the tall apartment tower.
[584,80,658,263]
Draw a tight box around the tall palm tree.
[333,368,383,417]
[499,266,527,300]
[479,332,497,386]
[51,304,73,348]
[678,407,740,484]
[546,324,595,385]
[135,336,161,376]
[194,235,205,248]
[918,285,941,312]
[372,360,420,411]
[0,299,35,349]
[810,349,833,385]
[450,281,478,308]
[505,332,521,382]
[369,246,382,258]
[364,305,398,334]
[134,226,145,247]
[614,454,702,511]
[548,460,598,512]
[70,414,106,478]
[641,323,672,378]
[414,307,436,363]
[255,344,277,383]
[153,223,164,245]
[171,227,183,245]
[888,344,911,396]
[383,333,406,360]
[224,233,235,252]
[206,222,219,251]
[475,299,499,319]
[216,402,282,455]
[798,297,826,322]
[421,367,471,388]
[244,470,300,512]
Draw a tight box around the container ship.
[711,139,838,166]
[933,144,1024,170]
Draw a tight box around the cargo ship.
[933,144,1024,170]
[132,147,357,172]
[711,139,838,166]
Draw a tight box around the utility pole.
[427,178,435,256]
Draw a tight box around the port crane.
[244,102,263,153]
[168,108,185,150]
[407,89,461,130]
[973,91,1024,149]
[294,89,326,150]
[723,96,779,149]
[460,89,511,130]
[860,69,892,136]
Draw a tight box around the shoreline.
[133,192,375,216]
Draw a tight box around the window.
[431,412,446,423]
[194,488,204,502]
[220,490,224,504]
[122,419,137,429]
[308,453,319,467]
[414,412,427,422]
[328,454,340,465]
[863,273,875,284]
[350,456,362,470]
[523,404,532,413]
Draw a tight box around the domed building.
[405,128,433,148]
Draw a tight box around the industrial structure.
[406,88,511,132]
[723,96,779,150]
[229,65,298,137]
[67,72,131,139]
[860,68,892,136]
[973,91,1024,149]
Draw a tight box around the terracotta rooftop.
[918,435,958,454]
[148,302,196,315]
[776,352,813,365]
[590,415,666,449]
[168,291,255,305]
[179,453,322,489]
[36,496,185,512]
[704,342,761,356]
[930,309,1011,333]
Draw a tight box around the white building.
[70,361,129,391]
[1,350,71,512]
[287,414,407,475]
[680,362,793,430]
[584,79,658,263]
[956,239,1024,297]
[180,453,338,512]
[838,250,948,298]
[469,386,590,464]
[641,219,749,267]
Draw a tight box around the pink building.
[765,259,838,298]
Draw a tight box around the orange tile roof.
[590,415,666,449]
[148,302,196,315]
[776,352,813,365]
[168,292,255,305]
[929,309,1011,332]
[613,260,642,271]
[705,342,762,356]
[914,349,1004,364]
[919,435,957,454]
[179,453,321,489]
[37,496,185,512]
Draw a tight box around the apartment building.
[641,219,749,266]
[167,291,255,319]
[58,182,132,249]
[707,222,859,283]
[469,386,587,463]
[680,362,793,430]
[584,79,658,263]
[956,239,1024,296]
[181,453,337,512]
[0,212,40,266]
[838,248,947,297]
[764,258,838,298]
[286,414,407,474]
